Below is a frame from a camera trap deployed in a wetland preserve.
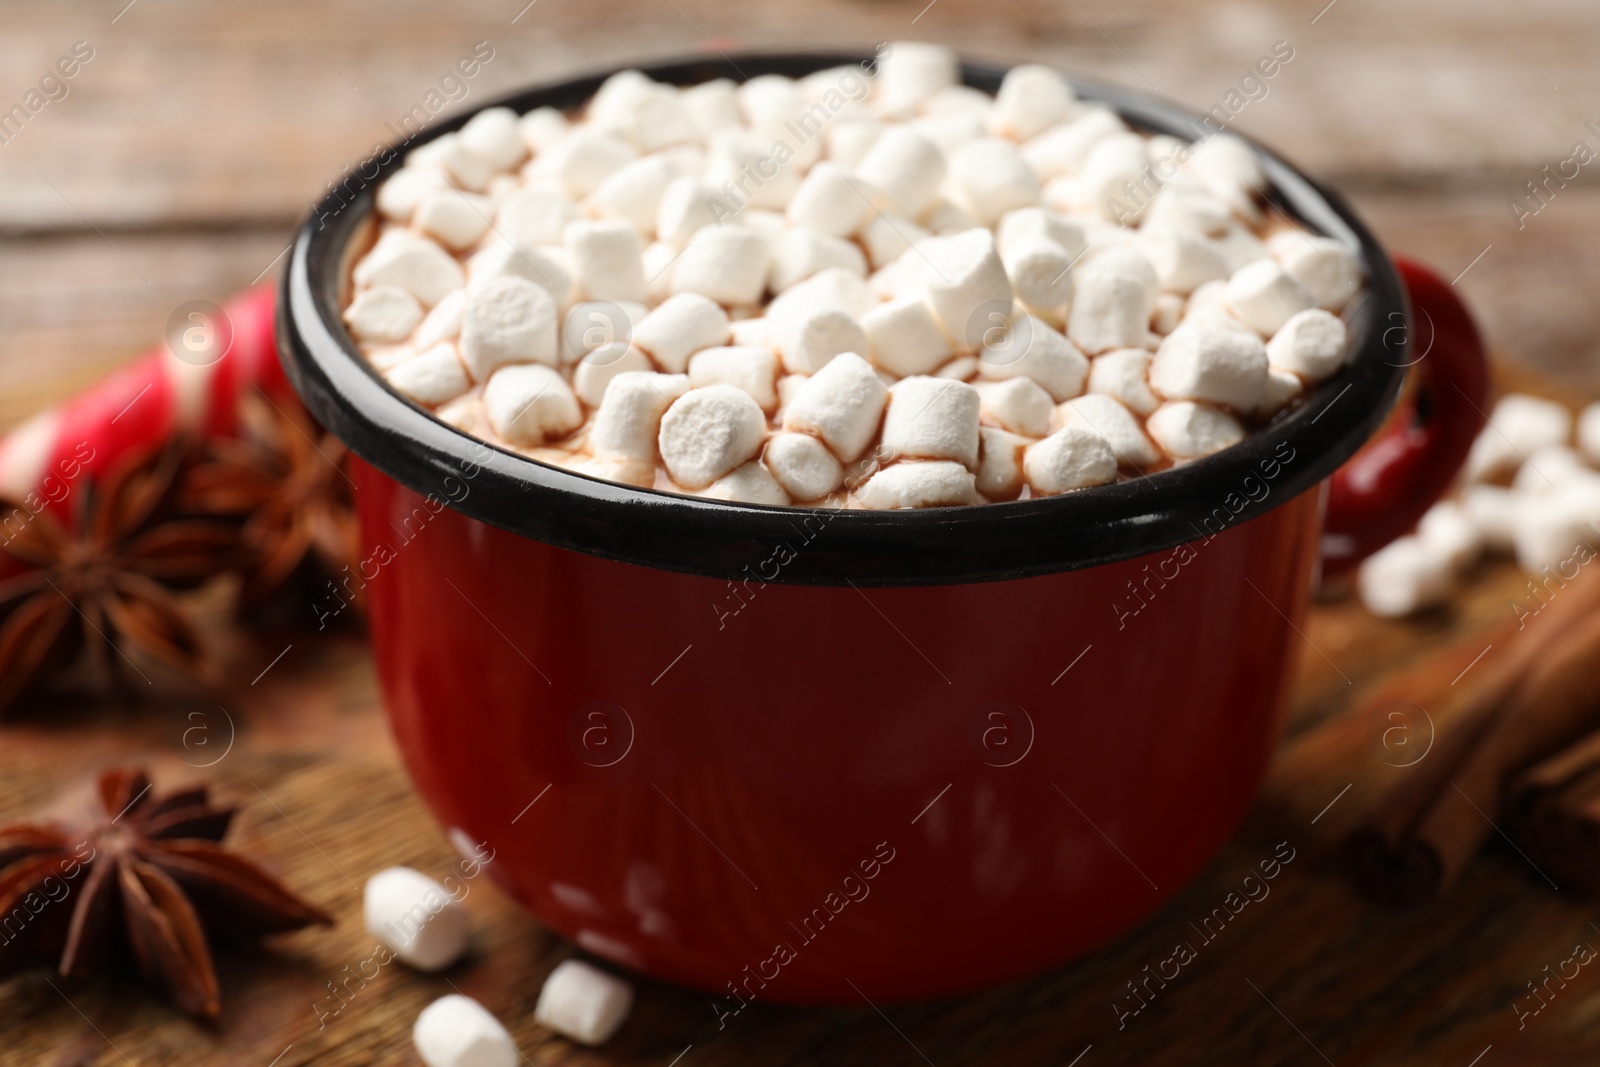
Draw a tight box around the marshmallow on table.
[365,867,469,972]
[1266,309,1347,382]
[467,239,574,307]
[535,959,634,1047]
[589,371,692,480]
[688,345,780,411]
[672,225,773,307]
[976,426,1028,500]
[1358,535,1453,618]
[1088,348,1160,416]
[414,995,518,1067]
[977,314,1089,401]
[1511,484,1600,571]
[988,64,1076,141]
[1225,259,1315,336]
[1002,237,1074,324]
[497,186,579,248]
[787,163,877,237]
[1462,483,1516,551]
[1511,445,1591,494]
[881,377,981,469]
[781,352,889,462]
[1023,425,1118,495]
[858,461,981,508]
[459,276,560,378]
[769,229,868,293]
[460,107,528,171]
[564,220,648,304]
[484,364,582,445]
[1140,226,1229,294]
[573,345,652,408]
[586,156,676,237]
[1417,499,1482,572]
[519,107,570,154]
[378,167,449,223]
[1464,394,1573,482]
[346,285,424,343]
[416,290,468,349]
[861,296,953,379]
[355,231,466,308]
[631,292,730,373]
[974,377,1053,437]
[1579,402,1600,464]
[947,138,1043,227]
[855,127,947,219]
[1146,401,1244,459]
[1267,231,1363,311]
[1057,394,1160,470]
[765,431,845,501]
[698,462,790,505]
[1150,324,1269,411]
[876,41,959,117]
[658,384,768,489]
[1021,107,1127,181]
[388,344,471,406]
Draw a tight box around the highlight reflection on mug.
[568,701,635,767]
[969,700,1035,768]
[1369,700,1434,768]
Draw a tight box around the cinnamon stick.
[1348,566,1600,904]
[1509,728,1600,895]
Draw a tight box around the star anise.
[0,443,241,711]
[180,391,359,614]
[0,767,332,1017]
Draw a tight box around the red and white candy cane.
[0,285,286,510]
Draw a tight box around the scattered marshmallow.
[365,867,470,972]
[781,352,888,462]
[1464,394,1573,482]
[658,384,768,488]
[459,276,560,378]
[496,187,579,248]
[1023,425,1118,494]
[535,959,634,1047]
[858,461,981,508]
[484,363,583,445]
[1266,308,1348,382]
[1057,393,1160,470]
[1462,483,1516,552]
[1416,499,1482,572]
[974,377,1053,437]
[1358,536,1453,617]
[387,344,471,406]
[689,345,780,411]
[766,431,845,501]
[1150,324,1269,411]
[346,286,424,344]
[414,995,518,1067]
[1145,401,1245,459]
[1225,260,1314,335]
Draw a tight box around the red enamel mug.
[279,53,1488,1004]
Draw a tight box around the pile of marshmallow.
[1359,397,1600,617]
[347,41,1364,509]
[363,865,633,1066]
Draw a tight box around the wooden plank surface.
[4,0,1600,1063]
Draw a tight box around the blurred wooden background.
[3,0,1600,1063]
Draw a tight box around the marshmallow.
[989,64,1076,141]
[860,212,930,271]
[1417,499,1482,572]
[1068,268,1152,354]
[672,225,773,307]
[658,384,768,489]
[997,207,1088,260]
[346,285,424,343]
[355,231,466,308]
[1510,486,1600,571]
[1225,259,1315,336]
[1056,393,1160,470]
[769,228,867,293]
[787,163,876,237]
[1268,231,1363,311]
[689,345,780,411]
[378,167,450,223]
[858,461,981,508]
[1511,445,1591,495]
[484,363,582,445]
[387,344,471,406]
[770,267,876,320]
[698,462,790,505]
[923,197,980,235]
[519,107,570,154]
[1150,324,1269,411]
[977,314,1089,401]
[1082,133,1160,224]
[1464,394,1573,482]
[460,107,528,171]
[1581,403,1600,464]
[414,995,518,1067]
[534,959,633,1046]
[976,427,1028,500]
[1462,483,1516,551]
[1022,107,1127,181]
[765,431,844,501]
[882,377,981,468]
[914,110,987,158]
[1254,366,1305,419]
[861,296,953,378]
[1187,133,1266,214]
[706,130,801,211]
[431,135,496,193]
[546,129,639,198]
[656,177,726,248]
[947,139,1043,227]
[1002,238,1074,323]
[1212,225,1274,274]
[632,292,730,373]
[681,79,742,138]
[974,377,1053,437]
[876,42,959,117]
[1084,245,1160,309]
[573,344,652,408]
[497,187,580,248]
[781,352,888,462]
[365,867,470,972]
[586,156,676,236]
[769,304,870,377]
[610,85,697,154]
[564,220,648,304]
[1140,226,1229,295]
[415,290,469,349]
[1023,425,1118,495]
[589,371,692,477]
[856,128,947,219]
[467,239,574,307]
[1088,348,1160,416]
[899,228,1013,348]
[1266,308,1348,382]
[828,119,886,168]
[1145,401,1244,459]
[730,316,771,348]
[1143,185,1233,237]
[459,275,560,377]
[1153,292,1185,336]
[561,300,644,365]
[1358,535,1453,617]
[590,71,660,131]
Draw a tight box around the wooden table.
[4,1,1600,1062]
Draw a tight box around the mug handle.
[1319,257,1491,576]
